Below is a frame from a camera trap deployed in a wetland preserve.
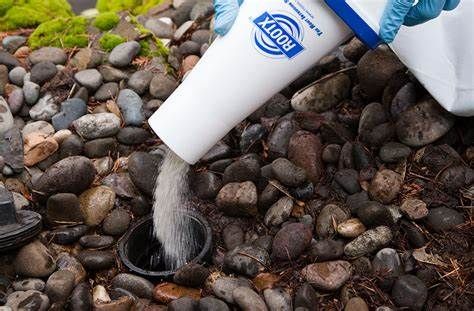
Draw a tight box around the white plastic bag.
[349,0,474,116]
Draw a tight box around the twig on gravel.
[67,83,77,100]
[236,251,269,269]
[0,28,34,41]
[407,171,433,182]
[267,179,305,207]
[307,66,357,87]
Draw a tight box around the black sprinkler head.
[0,187,42,252]
[118,210,212,280]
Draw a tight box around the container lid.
[324,0,382,49]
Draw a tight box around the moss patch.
[129,15,152,36]
[138,40,151,57]
[0,0,73,31]
[28,16,88,49]
[134,0,164,14]
[150,37,168,58]
[96,0,163,15]
[93,12,120,31]
[131,15,167,58]
[99,33,126,51]
[0,0,13,16]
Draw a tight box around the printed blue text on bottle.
[252,11,305,59]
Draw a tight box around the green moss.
[151,37,168,57]
[134,0,163,14]
[129,15,152,36]
[99,33,126,51]
[96,0,137,13]
[136,37,167,58]
[0,0,13,16]
[138,40,151,56]
[129,15,167,57]
[93,12,120,31]
[0,0,73,30]
[28,16,88,49]
[96,0,163,15]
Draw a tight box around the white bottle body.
[349,0,474,117]
[149,0,352,164]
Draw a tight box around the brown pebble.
[301,260,353,291]
[153,282,201,304]
[368,169,403,204]
[23,133,59,166]
[345,297,369,311]
[337,218,366,238]
[400,198,428,220]
[181,55,200,74]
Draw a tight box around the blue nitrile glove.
[380,0,460,43]
[213,0,243,36]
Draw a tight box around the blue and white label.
[252,11,305,59]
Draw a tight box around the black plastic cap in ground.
[118,211,212,280]
[1,186,42,252]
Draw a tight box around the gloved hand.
[213,0,242,36]
[380,0,460,43]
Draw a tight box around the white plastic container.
[149,0,353,164]
[344,0,474,117]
